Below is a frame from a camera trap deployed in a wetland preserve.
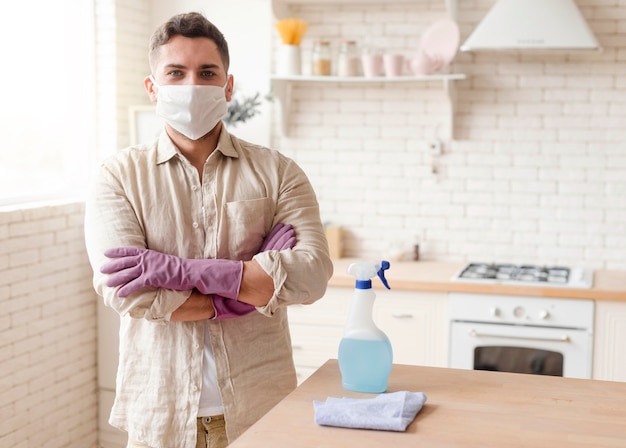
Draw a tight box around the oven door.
[449,321,593,379]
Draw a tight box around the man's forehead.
[154,40,225,72]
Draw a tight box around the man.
[84,12,333,448]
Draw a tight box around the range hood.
[460,0,601,52]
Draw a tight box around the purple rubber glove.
[211,223,296,319]
[101,223,296,300]
[259,222,296,252]
[101,249,243,298]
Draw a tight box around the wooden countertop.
[230,359,626,447]
[328,259,626,302]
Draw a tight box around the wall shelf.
[270,73,467,138]
[273,0,458,20]
[271,74,466,83]
[270,0,463,138]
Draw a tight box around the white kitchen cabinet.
[593,301,626,382]
[287,287,349,383]
[374,289,448,367]
[287,286,449,383]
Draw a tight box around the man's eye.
[201,71,215,78]
[167,70,182,77]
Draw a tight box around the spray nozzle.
[347,260,391,290]
[377,260,390,289]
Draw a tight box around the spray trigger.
[377,260,391,290]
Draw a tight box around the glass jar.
[311,40,332,76]
[337,40,360,77]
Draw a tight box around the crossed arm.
[100,223,296,321]
[170,260,274,321]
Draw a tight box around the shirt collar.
[155,127,239,165]
[155,131,178,164]
[215,126,240,158]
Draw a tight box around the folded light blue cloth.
[313,391,427,431]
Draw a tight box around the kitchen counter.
[229,359,626,447]
[328,258,626,302]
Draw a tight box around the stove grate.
[458,263,570,284]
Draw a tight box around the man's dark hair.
[149,12,230,71]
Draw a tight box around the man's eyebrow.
[163,63,220,70]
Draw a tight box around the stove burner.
[458,263,571,284]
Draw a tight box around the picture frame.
[129,105,163,145]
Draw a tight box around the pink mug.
[383,54,405,77]
[361,53,383,77]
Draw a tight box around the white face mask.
[150,76,229,140]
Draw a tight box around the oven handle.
[468,329,571,343]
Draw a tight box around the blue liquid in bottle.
[338,337,393,393]
[339,260,393,393]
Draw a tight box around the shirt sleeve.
[252,157,334,317]
[84,159,190,322]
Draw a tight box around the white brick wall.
[0,0,150,443]
[271,0,626,270]
[0,201,97,448]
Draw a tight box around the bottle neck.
[346,288,376,328]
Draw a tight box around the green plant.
[224,91,273,127]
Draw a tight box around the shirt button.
[192,185,198,191]
[194,343,200,349]
[191,385,198,391]
[193,222,199,229]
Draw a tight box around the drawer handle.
[391,312,414,319]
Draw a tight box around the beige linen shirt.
[84,128,333,448]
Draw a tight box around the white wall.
[267,0,626,270]
[0,202,97,448]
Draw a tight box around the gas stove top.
[453,262,593,289]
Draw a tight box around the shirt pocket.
[221,197,273,260]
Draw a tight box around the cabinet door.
[287,287,348,327]
[374,290,448,367]
[289,323,344,382]
[288,287,349,383]
[593,301,626,382]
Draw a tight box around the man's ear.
[144,76,157,103]
[225,74,234,102]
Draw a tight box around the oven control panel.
[449,293,594,330]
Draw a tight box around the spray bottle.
[338,260,392,393]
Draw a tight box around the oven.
[448,263,594,379]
